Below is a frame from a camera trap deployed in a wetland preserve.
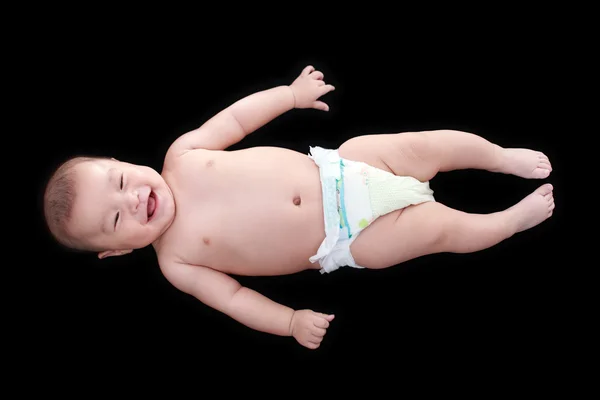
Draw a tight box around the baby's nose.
[128,190,140,212]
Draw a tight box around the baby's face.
[68,158,175,253]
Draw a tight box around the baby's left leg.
[338,130,552,183]
[350,184,555,269]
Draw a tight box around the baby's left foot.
[509,183,555,233]
[500,148,552,179]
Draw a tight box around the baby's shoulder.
[163,147,215,172]
[154,236,185,270]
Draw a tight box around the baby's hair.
[43,155,110,251]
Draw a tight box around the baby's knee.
[401,131,436,161]
[411,202,452,250]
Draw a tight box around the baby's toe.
[539,160,552,170]
[537,183,553,195]
[532,168,551,179]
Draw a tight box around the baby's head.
[43,156,176,258]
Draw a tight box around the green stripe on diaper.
[338,159,352,238]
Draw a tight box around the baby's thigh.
[350,202,449,269]
[338,134,397,173]
[338,132,439,182]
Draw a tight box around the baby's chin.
[144,215,175,245]
[154,187,176,223]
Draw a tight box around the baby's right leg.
[350,184,555,269]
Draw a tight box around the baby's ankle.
[489,145,507,173]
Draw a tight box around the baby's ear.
[98,249,133,259]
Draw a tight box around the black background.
[20,13,583,381]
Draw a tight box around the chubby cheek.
[129,168,157,190]
[120,223,154,246]
[141,166,160,182]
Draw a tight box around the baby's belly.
[182,147,326,275]
[213,198,325,275]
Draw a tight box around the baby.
[43,65,555,349]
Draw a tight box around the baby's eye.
[114,211,119,229]
[120,174,124,190]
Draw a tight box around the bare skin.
[65,66,554,350]
[155,146,326,276]
[337,130,554,269]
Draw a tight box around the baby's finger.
[319,84,335,95]
[303,339,320,349]
[310,70,324,80]
[312,101,329,112]
[310,335,324,344]
[306,341,320,349]
[311,326,327,337]
[301,65,315,76]
[313,317,330,329]
[316,312,335,321]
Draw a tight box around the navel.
[203,237,210,245]
[206,160,214,168]
[293,195,302,206]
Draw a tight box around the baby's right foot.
[509,183,555,233]
[500,148,552,179]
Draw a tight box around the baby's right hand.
[290,309,335,349]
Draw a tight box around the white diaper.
[308,146,436,274]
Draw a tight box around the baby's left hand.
[289,65,335,111]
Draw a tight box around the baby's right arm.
[160,261,333,349]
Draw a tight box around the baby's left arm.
[167,65,335,156]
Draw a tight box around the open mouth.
[147,191,157,220]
